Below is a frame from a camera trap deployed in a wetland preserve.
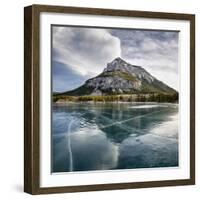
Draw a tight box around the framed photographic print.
[24,4,195,194]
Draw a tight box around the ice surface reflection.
[52,103,178,172]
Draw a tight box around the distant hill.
[60,57,177,96]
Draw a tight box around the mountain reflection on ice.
[52,102,178,172]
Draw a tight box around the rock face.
[62,57,177,96]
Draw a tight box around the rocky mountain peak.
[103,57,154,83]
[62,57,177,96]
[104,57,130,73]
[110,57,126,64]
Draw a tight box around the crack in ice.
[67,119,74,172]
[66,111,88,172]
[99,109,165,129]
[65,107,168,172]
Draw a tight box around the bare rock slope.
[62,57,177,96]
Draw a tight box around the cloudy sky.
[52,25,179,92]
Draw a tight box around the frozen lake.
[52,102,178,173]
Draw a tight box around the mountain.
[61,57,177,96]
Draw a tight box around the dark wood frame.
[24,4,195,195]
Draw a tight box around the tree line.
[53,93,178,103]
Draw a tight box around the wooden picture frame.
[24,4,195,194]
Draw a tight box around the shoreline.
[53,101,178,106]
[53,93,178,104]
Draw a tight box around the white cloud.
[110,30,179,90]
[53,26,121,76]
[126,57,178,90]
[53,27,179,91]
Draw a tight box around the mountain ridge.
[60,57,177,96]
